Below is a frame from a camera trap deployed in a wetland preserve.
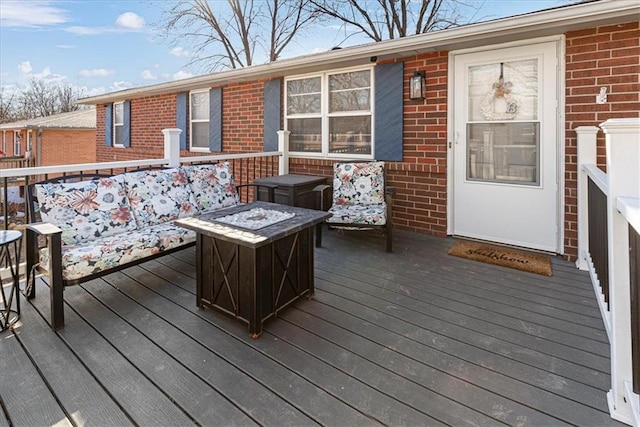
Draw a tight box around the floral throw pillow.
[35,176,137,246]
[332,161,385,206]
[184,162,240,212]
[122,168,199,228]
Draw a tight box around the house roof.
[0,108,96,131]
[77,0,639,105]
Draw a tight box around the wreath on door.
[479,63,520,121]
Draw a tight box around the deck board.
[0,229,626,426]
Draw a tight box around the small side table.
[0,230,22,331]
[253,174,328,211]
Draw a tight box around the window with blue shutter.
[209,87,222,152]
[104,103,113,147]
[176,92,187,150]
[374,62,403,161]
[263,79,281,152]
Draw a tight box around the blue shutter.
[374,62,403,161]
[122,100,131,148]
[176,92,187,150]
[263,78,281,152]
[209,88,222,152]
[104,103,113,146]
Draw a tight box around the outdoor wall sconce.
[409,71,426,100]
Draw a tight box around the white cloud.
[18,61,33,74]
[65,12,146,36]
[56,45,76,49]
[79,68,115,77]
[141,70,157,80]
[111,81,133,91]
[115,12,145,30]
[170,47,190,57]
[0,1,69,27]
[173,70,194,80]
[83,86,106,97]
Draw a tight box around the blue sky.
[0,0,570,98]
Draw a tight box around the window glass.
[286,77,321,115]
[113,102,124,146]
[285,68,373,158]
[190,91,210,149]
[329,116,372,155]
[288,118,322,152]
[329,70,371,112]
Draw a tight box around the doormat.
[448,241,552,276]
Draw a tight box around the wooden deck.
[0,229,624,426]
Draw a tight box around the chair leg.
[386,225,393,253]
[49,233,65,330]
[315,223,323,248]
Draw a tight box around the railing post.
[602,118,640,425]
[162,128,182,168]
[576,126,600,271]
[277,130,290,176]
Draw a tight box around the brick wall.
[564,21,640,259]
[222,81,266,153]
[91,20,639,257]
[96,94,177,162]
[41,129,96,165]
[291,51,449,237]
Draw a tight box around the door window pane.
[468,59,538,122]
[467,122,540,185]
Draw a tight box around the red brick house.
[0,108,97,166]
[78,0,639,260]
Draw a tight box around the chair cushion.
[35,176,137,246]
[122,168,198,227]
[39,222,196,281]
[326,203,387,226]
[332,161,385,206]
[183,162,240,212]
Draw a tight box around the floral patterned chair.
[316,161,394,252]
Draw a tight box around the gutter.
[77,0,639,105]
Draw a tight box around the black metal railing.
[630,224,640,394]
[588,176,610,309]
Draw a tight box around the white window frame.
[285,65,375,159]
[113,101,124,147]
[13,131,21,156]
[189,89,210,152]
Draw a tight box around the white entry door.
[452,41,560,252]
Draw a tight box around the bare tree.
[0,79,84,122]
[0,90,18,124]
[157,0,320,71]
[308,0,476,42]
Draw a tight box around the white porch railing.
[0,128,283,227]
[576,118,640,426]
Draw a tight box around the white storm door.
[452,41,560,252]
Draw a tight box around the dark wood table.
[253,174,328,211]
[175,201,330,338]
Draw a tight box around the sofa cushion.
[122,168,198,227]
[184,162,240,212]
[326,203,387,226]
[332,161,385,206]
[39,222,196,281]
[35,176,137,246]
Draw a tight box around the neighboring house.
[0,108,97,166]
[77,0,639,261]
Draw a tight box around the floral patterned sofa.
[25,162,273,330]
